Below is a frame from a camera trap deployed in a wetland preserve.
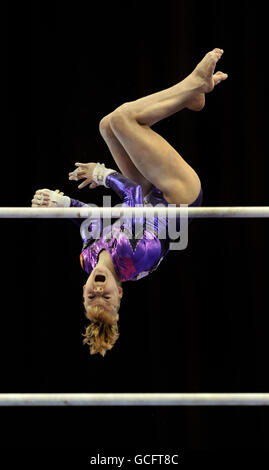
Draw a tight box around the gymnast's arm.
[31,188,94,229]
[69,161,144,207]
[31,188,88,209]
[105,172,143,207]
[31,161,144,209]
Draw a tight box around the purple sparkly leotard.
[70,172,203,282]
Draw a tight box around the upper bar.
[0,393,268,406]
[0,207,269,218]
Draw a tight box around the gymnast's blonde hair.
[83,304,120,357]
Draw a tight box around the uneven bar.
[0,207,269,218]
[0,393,268,406]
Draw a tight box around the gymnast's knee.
[109,103,135,129]
[99,114,115,139]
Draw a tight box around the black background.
[3,0,269,466]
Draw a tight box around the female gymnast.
[31,48,228,356]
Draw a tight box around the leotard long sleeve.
[70,172,203,281]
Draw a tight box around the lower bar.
[0,393,268,406]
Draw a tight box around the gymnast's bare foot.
[186,48,228,111]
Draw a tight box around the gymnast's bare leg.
[99,48,228,204]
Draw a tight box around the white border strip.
[0,393,268,406]
[0,207,269,218]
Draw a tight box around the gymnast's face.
[83,266,123,322]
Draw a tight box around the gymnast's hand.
[68,162,98,189]
[31,189,70,207]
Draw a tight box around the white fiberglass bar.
[0,207,269,218]
[0,393,268,406]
